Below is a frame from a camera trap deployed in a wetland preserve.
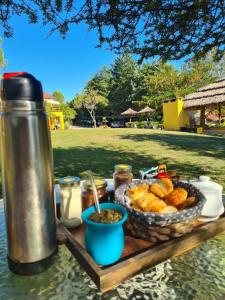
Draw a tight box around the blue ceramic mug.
[82,203,127,265]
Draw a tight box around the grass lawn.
[52,128,225,188]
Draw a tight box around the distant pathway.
[70,126,91,129]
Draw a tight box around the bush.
[125,122,132,128]
[64,121,71,129]
[140,121,146,128]
[207,122,216,128]
[125,120,164,129]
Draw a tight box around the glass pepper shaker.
[114,164,133,190]
[82,179,108,211]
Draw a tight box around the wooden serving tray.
[56,213,225,293]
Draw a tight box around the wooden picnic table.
[55,182,225,293]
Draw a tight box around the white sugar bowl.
[190,176,224,217]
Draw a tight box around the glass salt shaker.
[59,176,82,228]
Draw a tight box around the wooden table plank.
[99,216,225,292]
[59,215,225,293]
[55,187,225,292]
[56,221,68,245]
[59,223,102,288]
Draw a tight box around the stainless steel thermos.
[0,72,57,275]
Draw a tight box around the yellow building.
[43,93,64,130]
[163,98,190,131]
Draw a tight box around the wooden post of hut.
[219,105,221,125]
[200,106,205,128]
[121,108,137,125]
[182,78,225,133]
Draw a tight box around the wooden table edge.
[57,222,102,288]
[56,216,225,293]
[99,216,225,292]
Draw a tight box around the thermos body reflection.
[0,72,57,274]
[0,100,57,263]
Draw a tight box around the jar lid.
[114,164,132,173]
[84,179,107,190]
[59,176,80,187]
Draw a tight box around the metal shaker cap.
[59,176,81,187]
[1,72,43,102]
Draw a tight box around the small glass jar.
[82,179,108,211]
[59,176,82,228]
[114,164,133,190]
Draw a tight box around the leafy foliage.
[109,53,138,114]
[52,90,76,123]
[0,38,6,69]
[133,62,180,119]
[71,51,225,121]
[60,103,77,123]
[0,1,224,61]
[86,67,112,98]
[177,50,225,97]
[71,89,108,127]
[52,90,65,104]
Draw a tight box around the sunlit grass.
[51,128,225,188]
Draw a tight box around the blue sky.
[0,16,116,101]
[0,16,184,102]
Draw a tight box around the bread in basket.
[114,179,206,243]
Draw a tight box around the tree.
[61,103,77,123]
[72,90,108,128]
[52,90,65,104]
[52,90,76,124]
[109,53,138,114]
[86,67,112,98]
[0,1,224,62]
[85,67,112,116]
[0,38,6,69]
[72,50,225,121]
[133,62,179,119]
[177,50,225,97]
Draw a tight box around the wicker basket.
[125,215,200,243]
[115,180,206,243]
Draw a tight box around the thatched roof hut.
[183,78,225,109]
[183,77,225,128]
[121,108,137,122]
[121,108,137,115]
[137,106,155,114]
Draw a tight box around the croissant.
[126,183,149,203]
[179,196,196,209]
[147,199,168,213]
[160,206,178,213]
[150,178,173,198]
[137,193,167,212]
[164,188,187,207]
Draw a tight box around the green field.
[52,128,225,188]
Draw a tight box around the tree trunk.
[87,108,97,128]
[92,110,96,128]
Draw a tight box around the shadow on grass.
[116,133,225,160]
[53,146,207,181]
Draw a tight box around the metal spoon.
[88,170,101,214]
